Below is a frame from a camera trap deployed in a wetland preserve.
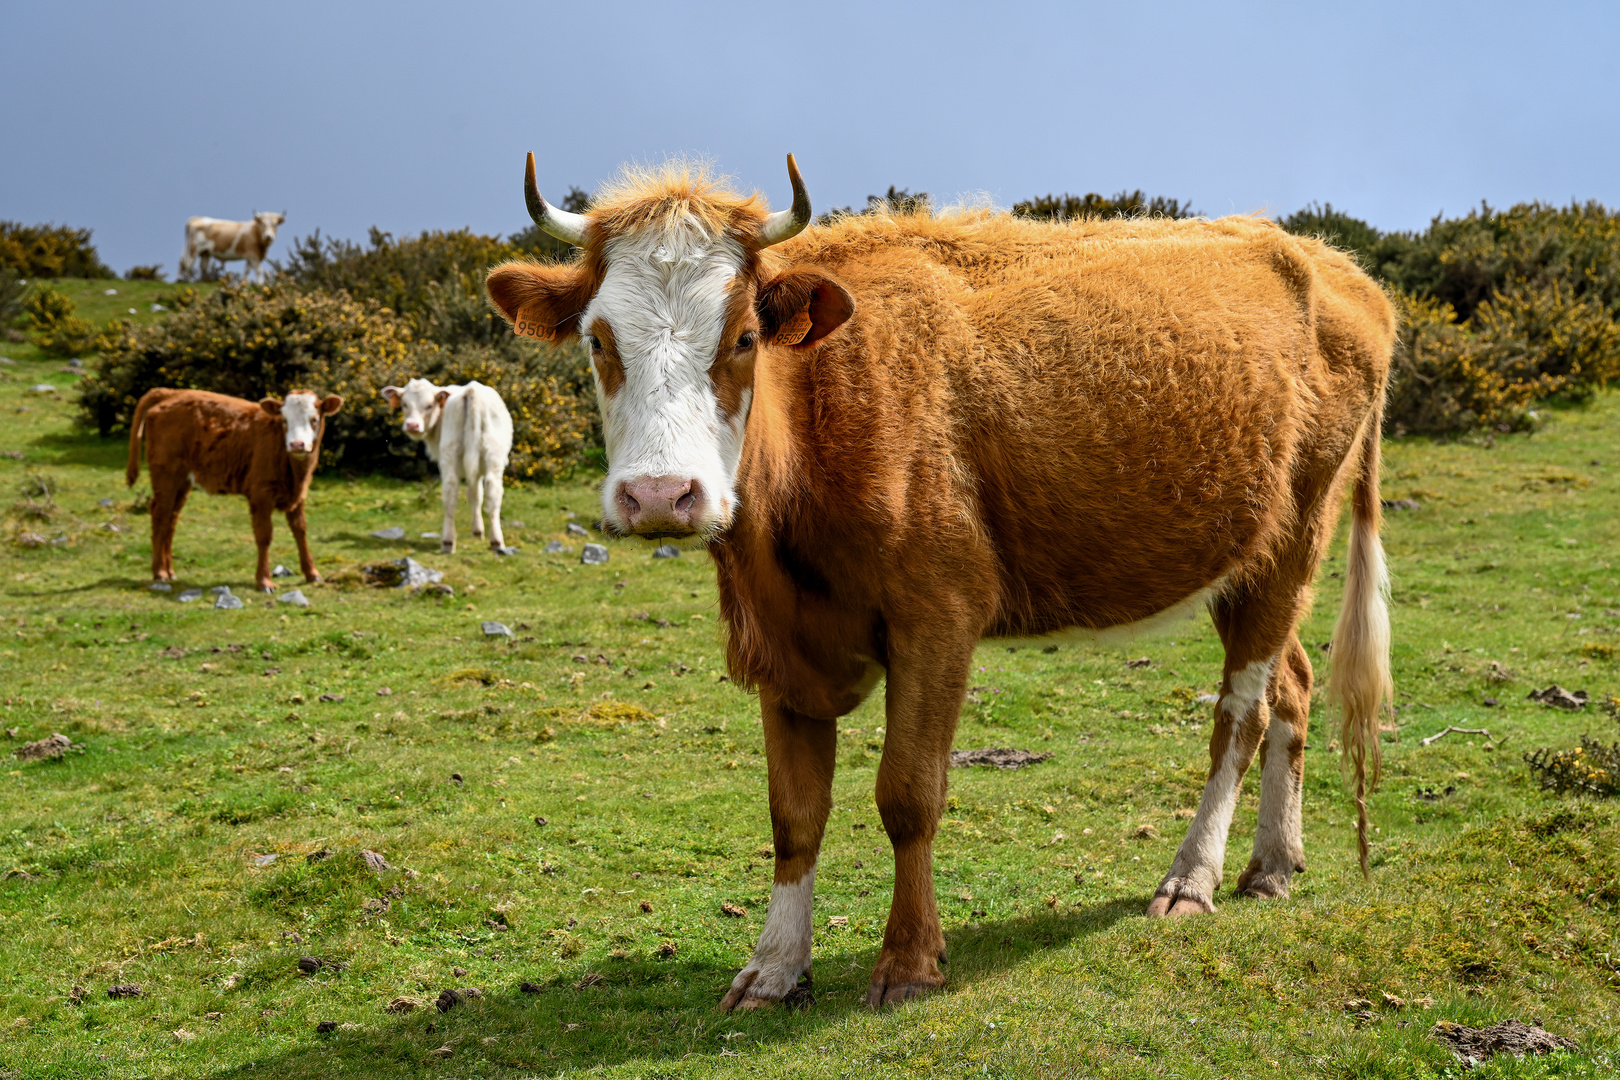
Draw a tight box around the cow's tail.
[1329,402,1393,880]
[126,390,161,487]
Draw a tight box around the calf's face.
[260,391,343,458]
[380,378,449,440]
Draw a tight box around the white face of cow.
[382,378,446,440]
[255,212,284,244]
[583,228,752,541]
[278,392,322,457]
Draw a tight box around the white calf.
[381,378,513,554]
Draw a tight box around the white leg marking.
[1246,720,1305,896]
[1155,659,1274,909]
[726,870,814,1005]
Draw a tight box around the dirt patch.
[14,733,76,762]
[1528,685,1588,710]
[1430,1019,1575,1066]
[950,748,1052,770]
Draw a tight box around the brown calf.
[126,388,343,591]
[488,155,1395,1011]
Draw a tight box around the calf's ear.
[486,261,596,342]
[433,390,451,407]
[319,395,344,415]
[259,397,284,416]
[756,269,854,348]
[380,386,403,409]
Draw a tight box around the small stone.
[271,564,293,578]
[482,621,513,638]
[545,540,566,554]
[581,543,608,565]
[533,816,547,826]
[493,545,519,556]
[452,966,468,978]
[394,556,443,588]
[149,303,167,312]
[67,358,83,368]
[97,497,114,508]
[98,522,122,533]
[214,593,244,610]
[315,1020,337,1033]
[277,589,309,607]
[104,288,118,295]
[652,544,680,559]
[173,1027,195,1042]
[370,526,406,540]
[178,589,203,603]
[149,582,173,592]
[566,522,589,538]
[376,686,392,696]
[420,532,440,539]
[318,693,344,702]
[30,384,56,393]
[252,853,279,867]
[209,585,231,596]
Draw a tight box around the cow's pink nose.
[404,421,422,433]
[288,441,310,454]
[616,475,703,536]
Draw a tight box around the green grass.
[0,320,1617,1077]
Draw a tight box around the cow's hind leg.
[250,499,276,592]
[1148,576,1310,917]
[148,469,191,581]
[484,472,505,552]
[1236,635,1311,899]
[439,469,459,555]
[720,691,836,1011]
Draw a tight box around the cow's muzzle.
[615,475,704,537]
[287,441,312,456]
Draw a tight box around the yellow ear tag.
[773,307,814,347]
[512,308,550,340]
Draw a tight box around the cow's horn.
[758,153,811,248]
[525,151,587,246]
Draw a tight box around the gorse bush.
[1524,698,1620,797]
[1015,190,1197,221]
[1283,200,1620,434]
[124,264,166,281]
[276,227,519,321]
[80,282,592,480]
[0,221,115,279]
[24,284,107,358]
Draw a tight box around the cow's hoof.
[305,573,322,584]
[1235,857,1299,900]
[864,950,943,1008]
[259,585,275,595]
[440,541,455,555]
[864,978,942,1008]
[1146,879,1216,918]
[719,967,812,1013]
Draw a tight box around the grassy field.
[1,292,1617,1078]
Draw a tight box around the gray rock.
[253,853,279,867]
[271,564,293,577]
[581,543,609,565]
[507,521,525,529]
[103,288,118,296]
[30,384,55,393]
[278,589,310,608]
[370,526,406,540]
[209,585,231,597]
[566,522,589,538]
[178,589,204,603]
[481,621,514,638]
[420,532,440,539]
[149,303,167,313]
[214,592,244,610]
[0,357,13,364]
[652,544,680,559]
[395,556,443,588]
[544,540,566,554]
[67,358,83,369]
[149,582,172,592]
[493,546,519,557]
[98,497,114,508]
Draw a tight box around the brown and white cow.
[126,388,343,591]
[180,212,285,283]
[486,154,1395,1010]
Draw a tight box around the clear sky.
[4,1,1618,275]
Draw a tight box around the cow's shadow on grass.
[318,531,437,551]
[26,429,127,470]
[209,899,1142,1078]
[4,575,155,598]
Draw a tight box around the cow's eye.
[589,336,603,352]
[735,332,755,351]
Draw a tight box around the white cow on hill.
[381,379,513,554]
[180,212,285,283]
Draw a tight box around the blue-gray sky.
[4,1,1618,275]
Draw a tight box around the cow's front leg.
[285,502,321,584]
[720,691,835,1012]
[439,470,459,554]
[250,499,276,592]
[866,632,972,1007]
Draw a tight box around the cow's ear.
[756,269,854,348]
[433,390,451,407]
[486,261,596,342]
[380,386,403,409]
[319,395,344,415]
[259,397,283,416]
